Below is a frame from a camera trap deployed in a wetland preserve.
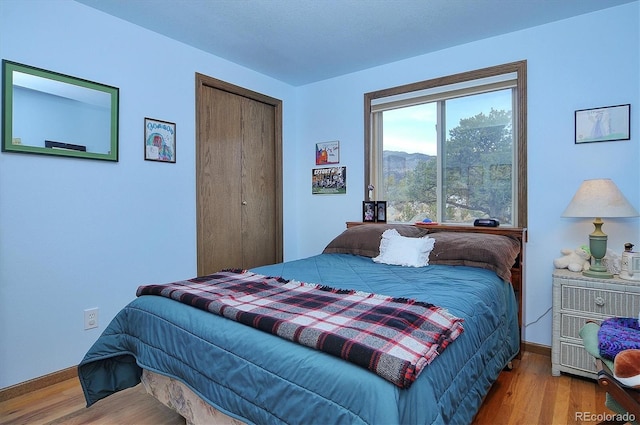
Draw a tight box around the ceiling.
[75,0,636,86]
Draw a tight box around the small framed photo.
[376,201,387,223]
[145,117,176,163]
[575,104,630,144]
[363,201,376,222]
[316,141,340,165]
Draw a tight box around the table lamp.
[561,178,639,278]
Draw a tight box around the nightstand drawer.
[559,341,598,374]
[560,313,601,340]
[561,285,640,316]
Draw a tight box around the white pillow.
[372,228,435,267]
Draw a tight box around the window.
[365,61,527,227]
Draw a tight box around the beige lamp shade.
[562,178,639,218]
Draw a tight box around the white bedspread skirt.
[141,369,246,425]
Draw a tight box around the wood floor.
[0,352,612,425]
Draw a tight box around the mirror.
[2,60,119,161]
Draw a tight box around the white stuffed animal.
[554,246,591,272]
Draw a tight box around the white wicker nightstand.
[551,269,640,379]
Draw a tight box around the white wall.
[0,0,298,389]
[0,0,638,389]
[291,3,640,346]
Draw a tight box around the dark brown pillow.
[428,232,520,282]
[323,224,429,257]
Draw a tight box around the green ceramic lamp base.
[583,219,613,279]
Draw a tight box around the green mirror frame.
[2,60,119,161]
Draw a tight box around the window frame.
[364,61,527,227]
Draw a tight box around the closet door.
[196,75,282,276]
[241,97,278,269]
[197,86,243,274]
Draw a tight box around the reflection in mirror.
[2,60,119,161]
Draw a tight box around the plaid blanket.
[136,270,464,389]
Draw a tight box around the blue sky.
[383,89,512,155]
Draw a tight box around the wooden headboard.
[346,222,527,356]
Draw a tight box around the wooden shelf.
[346,221,526,240]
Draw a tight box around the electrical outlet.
[84,308,99,330]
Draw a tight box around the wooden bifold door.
[196,74,283,276]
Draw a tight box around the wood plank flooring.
[473,352,610,425]
[0,352,612,425]
[0,377,183,425]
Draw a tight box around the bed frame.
[142,223,527,424]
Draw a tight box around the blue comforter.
[78,253,519,424]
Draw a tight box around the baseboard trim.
[0,366,78,402]
[524,341,551,357]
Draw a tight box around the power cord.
[525,306,552,328]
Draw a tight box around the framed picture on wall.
[376,201,387,223]
[144,117,176,163]
[312,167,347,194]
[575,104,630,144]
[316,141,340,165]
[363,201,376,222]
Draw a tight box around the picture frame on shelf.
[575,104,630,144]
[363,201,376,222]
[144,117,176,163]
[376,201,387,223]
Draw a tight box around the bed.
[78,223,526,424]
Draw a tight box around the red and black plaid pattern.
[137,269,464,389]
